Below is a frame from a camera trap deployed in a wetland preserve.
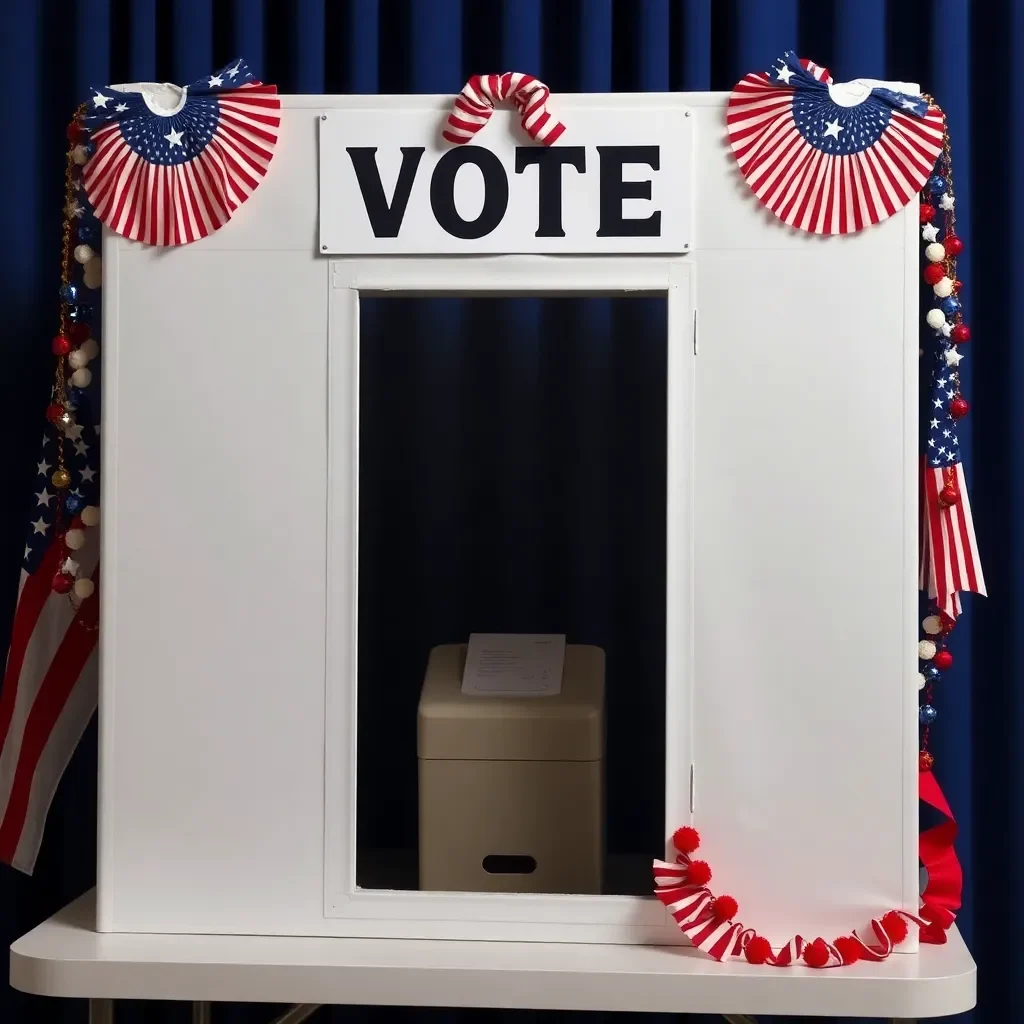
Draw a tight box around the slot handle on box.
[482,855,537,875]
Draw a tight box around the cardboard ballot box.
[417,643,605,894]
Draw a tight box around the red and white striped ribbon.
[653,854,927,968]
[443,72,565,146]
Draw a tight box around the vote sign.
[318,105,693,255]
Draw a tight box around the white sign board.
[318,106,694,254]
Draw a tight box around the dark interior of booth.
[354,295,667,897]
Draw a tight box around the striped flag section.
[82,60,279,247]
[920,462,986,620]
[443,72,565,146]
[727,51,945,234]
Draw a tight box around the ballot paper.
[461,633,566,696]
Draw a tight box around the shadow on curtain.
[1,1,1020,1023]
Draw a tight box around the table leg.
[192,1002,213,1024]
[89,1000,115,1024]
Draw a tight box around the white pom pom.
[73,577,95,600]
[72,144,90,166]
[80,337,100,360]
[925,243,946,263]
[81,505,100,527]
[71,367,92,387]
[917,672,926,691]
[918,639,937,661]
[74,244,95,264]
[83,256,102,289]
[68,349,89,370]
[926,309,946,330]
[922,615,943,635]
[933,277,954,298]
[65,528,86,550]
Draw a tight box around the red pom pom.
[881,911,908,945]
[51,334,72,356]
[52,572,75,595]
[949,397,969,420]
[46,402,65,423]
[744,935,772,965]
[939,485,960,508]
[933,649,953,671]
[944,234,964,256]
[672,826,700,854]
[802,938,830,968]
[712,895,738,921]
[686,859,712,886]
[68,323,91,345]
[919,203,935,223]
[834,935,862,965]
[922,263,945,286]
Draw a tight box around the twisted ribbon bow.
[443,72,565,147]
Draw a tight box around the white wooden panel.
[100,95,917,944]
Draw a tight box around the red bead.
[52,572,75,595]
[919,203,935,223]
[951,323,971,344]
[802,938,830,968]
[944,234,964,256]
[934,649,954,671]
[51,334,72,356]
[949,397,969,420]
[672,826,700,854]
[923,263,946,286]
[939,485,960,507]
[68,322,91,345]
[953,279,963,293]
[919,750,935,772]
[46,402,65,423]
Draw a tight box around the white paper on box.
[461,633,566,696]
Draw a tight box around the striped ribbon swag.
[443,72,565,147]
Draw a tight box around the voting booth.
[86,64,963,962]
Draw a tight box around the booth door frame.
[324,256,695,943]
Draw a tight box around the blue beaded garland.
[64,494,84,515]
[927,175,947,195]
[923,664,942,683]
[60,282,79,304]
[919,705,938,725]
[939,296,962,317]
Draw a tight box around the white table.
[10,891,976,1021]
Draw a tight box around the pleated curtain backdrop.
[1,1,1021,1022]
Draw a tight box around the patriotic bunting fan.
[728,51,944,234]
[82,59,280,246]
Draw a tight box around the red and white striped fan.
[82,59,280,246]
[728,51,944,234]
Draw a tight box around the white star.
[92,91,110,108]
[939,193,955,211]
[933,398,944,409]
[64,423,84,442]
[164,128,184,148]
[775,64,794,84]
[936,377,947,388]
[953,435,959,445]
[62,557,80,576]
[35,488,54,507]
[938,446,947,456]
[945,348,964,368]
[70,488,82,497]
[927,439,936,448]
[942,429,951,438]
[74,440,89,456]
[900,98,919,110]
[823,118,844,140]
[937,322,953,338]
[36,459,51,476]
[23,544,31,561]
[946,389,955,399]
[41,433,50,447]
[930,418,940,429]
[80,466,97,483]
[208,74,224,87]
[115,102,128,112]
[946,451,956,461]
[922,223,940,242]
[93,424,101,436]
[31,517,49,536]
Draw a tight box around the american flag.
[0,346,101,872]
[82,59,279,246]
[727,51,945,234]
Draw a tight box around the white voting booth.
[97,92,918,950]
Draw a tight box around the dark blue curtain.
[1,1,1020,1022]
